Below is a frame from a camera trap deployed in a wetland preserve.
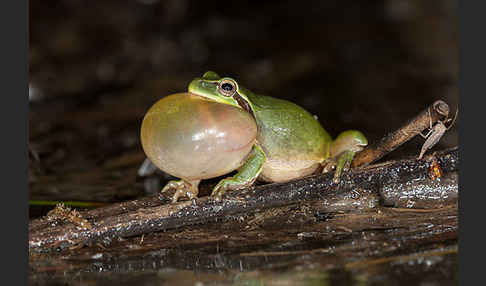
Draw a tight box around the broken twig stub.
[352,100,450,167]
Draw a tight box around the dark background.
[29,0,459,207]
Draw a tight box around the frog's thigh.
[259,160,321,183]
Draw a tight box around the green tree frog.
[140,71,367,202]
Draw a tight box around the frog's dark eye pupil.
[218,80,237,96]
[221,83,233,92]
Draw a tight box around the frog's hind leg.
[161,179,200,203]
[322,130,368,183]
[211,144,266,201]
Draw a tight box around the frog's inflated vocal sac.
[140,71,367,202]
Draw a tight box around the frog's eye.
[218,79,237,97]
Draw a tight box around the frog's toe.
[171,187,198,203]
[321,159,336,174]
[332,170,343,184]
[211,178,250,201]
[332,150,356,184]
[211,179,231,201]
[321,151,356,184]
[160,180,200,203]
[160,180,182,193]
[330,162,344,184]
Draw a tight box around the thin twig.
[351,100,450,167]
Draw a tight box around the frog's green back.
[246,92,331,164]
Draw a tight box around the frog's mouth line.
[189,90,254,118]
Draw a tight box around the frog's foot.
[211,144,266,201]
[211,177,255,201]
[325,130,368,183]
[321,150,355,184]
[160,179,200,203]
[321,158,337,174]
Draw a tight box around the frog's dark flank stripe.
[234,92,254,117]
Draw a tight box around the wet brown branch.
[351,100,450,167]
[29,147,458,253]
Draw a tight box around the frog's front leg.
[322,130,368,183]
[211,144,266,201]
[161,179,201,203]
